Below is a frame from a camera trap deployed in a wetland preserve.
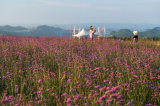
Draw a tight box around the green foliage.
[146,36,160,41]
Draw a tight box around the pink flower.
[105,89,116,94]
[110,93,119,99]
[52,93,55,96]
[67,79,72,83]
[38,79,43,83]
[66,98,72,103]
[145,103,153,106]
[37,91,42,94]
[103,80,109,83]
[99,95,107,101]
[66,104,72,106]
[37,100,41,104]
[6,72,10,74]
[61,93,68,96]
[95,85,100,89]
[127,102,134,105]
[84,103,88,105]
[99,87,105,92]
[107,100,112,103]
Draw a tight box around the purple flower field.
[0,35,159,106]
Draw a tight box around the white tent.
[73,29,89,37]
[73,29,102,37]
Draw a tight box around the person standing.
[133,31,138,43]
[89,26,96,40]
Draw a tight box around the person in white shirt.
[89,26,96,40]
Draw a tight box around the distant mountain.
[155,27,160,30]
[0,25,27,32]
[66,23,160,32]
[139,28,160,37]
[36,25,62,31]
[0,25,71,37]
[29,25,70,37]
[0,25,160,37]
[109,29,133,37]
[109,27,160,37]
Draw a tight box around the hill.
[155,27,160,30]
[110,29,132,37]
[0,25,160,37]
[0,25,71,37]
[0,25,27,32]
[109,27,160,37]
[139,28,160,37]
[0,30,12,35]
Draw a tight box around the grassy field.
[0,35,159,106]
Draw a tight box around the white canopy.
[73,29,102,37]
[73,29,89,37]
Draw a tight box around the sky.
[0,0,160,25]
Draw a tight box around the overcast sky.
[0,0,160,25]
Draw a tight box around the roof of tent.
[73,29,102,37]
[73,29,89,37]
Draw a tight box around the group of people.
[89,26,138,43]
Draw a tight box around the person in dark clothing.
[133,31,138,43]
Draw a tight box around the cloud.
[36,0,89,8]
[71,3,88,8]
[42,1,64,6]
[97,6,119,11]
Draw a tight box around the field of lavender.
[0,35,159,106]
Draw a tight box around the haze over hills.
[0,25,71,37]
[1,23,160,31]
[110,28,160,37]
[0,24,160,37]
[0,25,27,32]
[63,23,160,32]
